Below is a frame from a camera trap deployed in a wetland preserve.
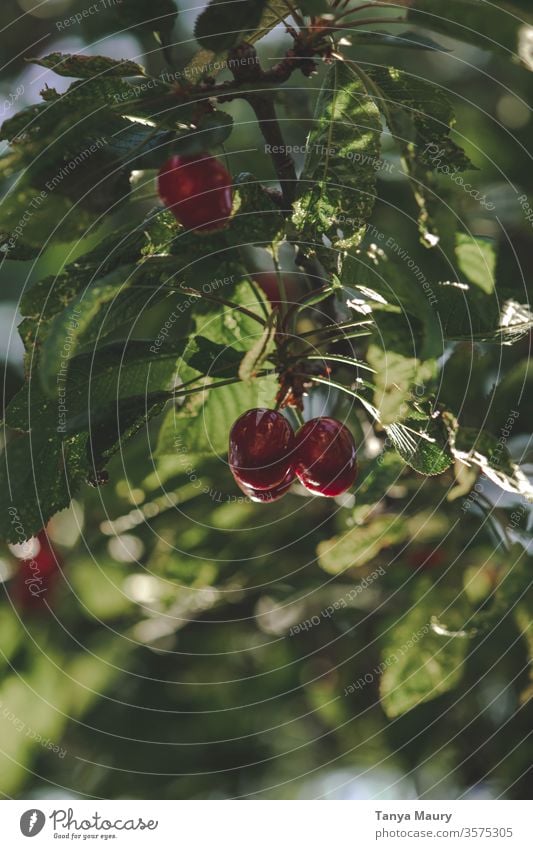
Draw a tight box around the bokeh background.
[0,0,532,800]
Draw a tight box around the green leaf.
[19,211,179,334]
[451,427,533,499]
[238,313,276,382]
[379,578,469,718]
[455,234,496,294]
[369,345,436,426]
[351,30,449,52]
[293,61,382,265]
[230,173,285,244]
[156,374,278,458]
[356,451,406,507]
[407,0,533,69]
[185,1,288,82]
[515,598,533,704]
[299,0,330,14]
[117,0,178,34]
[0,429,88,543]
[436,283,533,344]
[364,66,472,244]
[38,267,137,395]
[317,514,409,575]
[385,404,454,476]
[194,0,268,51]
[29,53,146,79]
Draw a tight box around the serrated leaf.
[230,173,285,244]
[293,61,382,265]
[452,427,533,500]
[29,53,145,79]
[38,267,137,395]
[436,283,533,344]
[365,66,472,243]
[385,405,453,476]
[0,429,88,543]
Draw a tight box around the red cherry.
[295,417,357,497]
[12,529,61,612]
[158,154,233,231]
[229,408,295,491]
[237,466,295,502]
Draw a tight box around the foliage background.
[0,0,531,800]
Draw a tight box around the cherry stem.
[334,18,406,31]
[272,245,289,323]
[297,319,374,340]
[291,407,305,428]
[178,286,267,326]
[172,369,275,400]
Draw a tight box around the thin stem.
[280,0,305,26]
[172,369,275,401]
[298,319,374,340]
[304,374,381,420]
[178,286,267,326]
[304,353,376,373]
[272,244,289,322]
[336,15,406,28]
[291,407,305,428]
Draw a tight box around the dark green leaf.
[117,0,178,34]
[407,0,533,69]
[29,53,146,79]
[194,0,268,52]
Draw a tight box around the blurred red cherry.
[407,546,445,570]
[11,529,61,612]
[158,154,233,231]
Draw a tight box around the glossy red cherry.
[11,529,61,611]
[229,408,295,491]
[295,417,357,497]
[158,154,233,231]
[237,466,295,502]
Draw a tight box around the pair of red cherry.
[158,153,233,231]
[229,409,357,502]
